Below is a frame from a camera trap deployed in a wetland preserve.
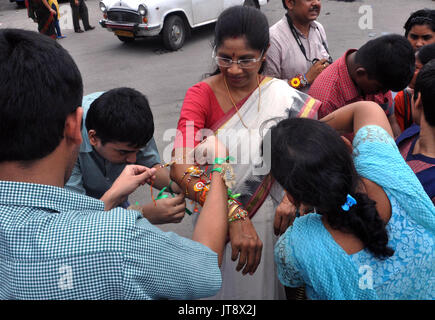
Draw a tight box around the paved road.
[1,0,434,237]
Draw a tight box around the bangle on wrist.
[302,73,309,85]
[227,200,248,222]
[211,167,222,173]
[289,74,308,89]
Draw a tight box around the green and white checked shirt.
[0,181,221,300]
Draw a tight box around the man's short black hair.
[0,29,83,162]
[414,59,435,127]
[355,34,415,92]
[85,87,154,148]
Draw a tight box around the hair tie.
[341,194,357,212]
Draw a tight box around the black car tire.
[117,36,135,43]
[162,15,186,51]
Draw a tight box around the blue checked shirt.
[0,181,222,300]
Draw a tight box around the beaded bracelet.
[228,204,248,222]
[227,199,248,222]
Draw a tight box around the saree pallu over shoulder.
[211,77,321,219]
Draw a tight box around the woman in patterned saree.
[170,5,320,300]
[271,101,434,299]
[26,0,57,39]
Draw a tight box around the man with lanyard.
[264,0,331,93]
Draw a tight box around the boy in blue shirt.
[65,88,186,224]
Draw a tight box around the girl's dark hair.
[211,5,269,75]
[270,118,394,259]
[414,60,435,126]
[404,9,435,37]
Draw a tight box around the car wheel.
[243,0,260,9]
[162,15,186,51]
[117,36,135,43]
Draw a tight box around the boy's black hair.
[0,29,83,162]
[85,87,154,148]
[414,59,435,127]
[404,9,435,38]
[355,34,415,92]
[417,43,435,65]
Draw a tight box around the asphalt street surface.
[1,0,434,237]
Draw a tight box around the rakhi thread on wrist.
[149,180,193,215]
[149,155,235,214]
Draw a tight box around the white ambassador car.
[99,0,269,50]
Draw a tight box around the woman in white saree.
[171,5,320,300]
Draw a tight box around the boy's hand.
[140,194,186,224]
[103,165,156,210]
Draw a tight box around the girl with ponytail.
[269,101,434,299]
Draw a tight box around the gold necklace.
[223,74,261,129]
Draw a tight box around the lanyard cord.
[285,13,331,63]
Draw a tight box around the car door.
[223,0,245,8]
[192,0,223,25]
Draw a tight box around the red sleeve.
[318,100,336,119]
[370,91,393,116]
[394,91,406,132]
[174,82,212,149]
[308,74,338,119]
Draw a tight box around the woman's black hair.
[210,5,269,75]
[404,9,435,37]
[269,118,394,259]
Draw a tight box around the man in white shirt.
[264,0,331,93]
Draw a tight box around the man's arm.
[136,137,179,191]
[263,37,283,79]
[171,140,262,274]
[320,101,394,138]
[101,165,156,211]
[388,113,402,138]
